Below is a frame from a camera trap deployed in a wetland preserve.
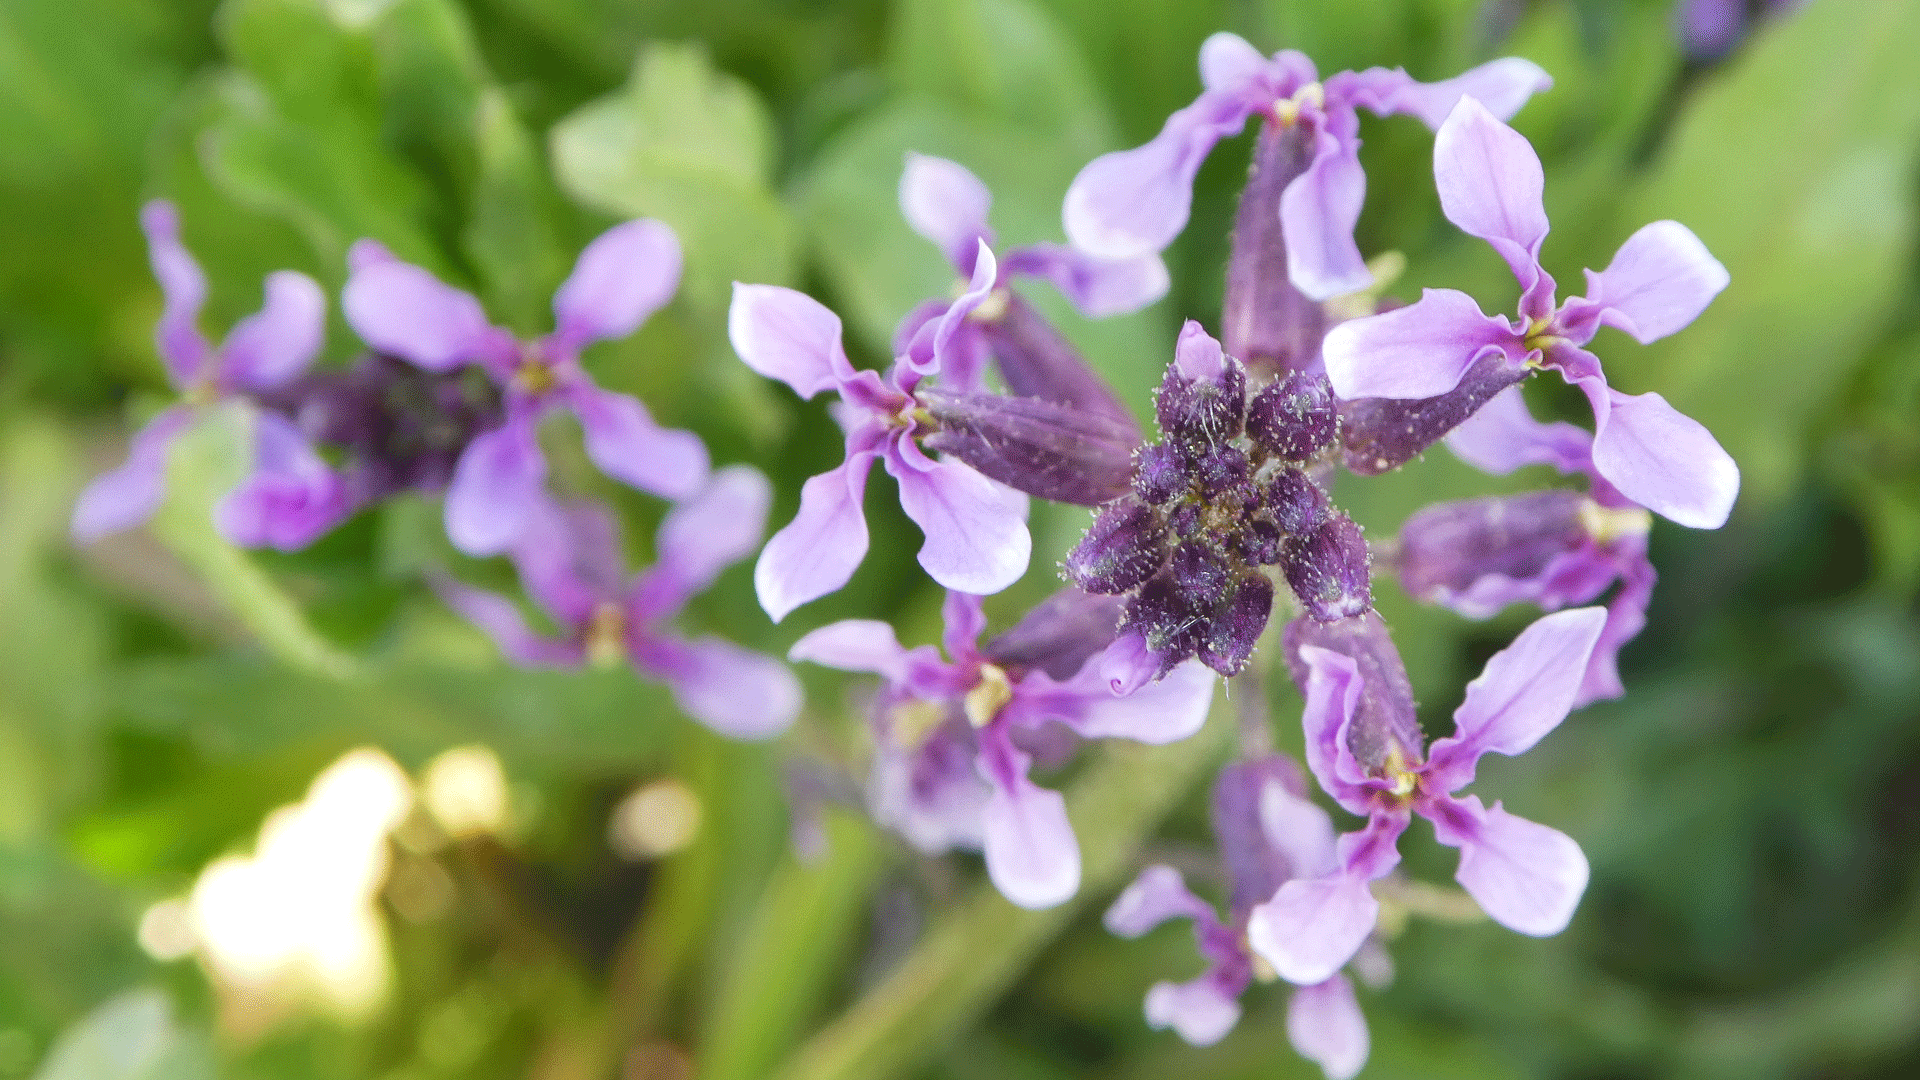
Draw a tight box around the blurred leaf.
[550,41,796,311]
[1610,0,1920,508]
[30,990,213,1080]
[149,406,360,679]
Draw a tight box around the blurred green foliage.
[2,0,1919,1078]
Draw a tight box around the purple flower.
[73,201,347,549]
[1678,0,1811,59]
[1106,757,1371,1078]
[1322,97,1740,529]
[1063,33,1550,299]
[432,467,800,740]
[791,591,1217,908]
[728,264,1033,620]
[342,220,710,555]
[1395,387,1657,705]
[1246,606,1607,985]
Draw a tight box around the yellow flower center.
[1381,743,1420,799]
[1578,499,1652,545]
[963,663,1015,728]
[585,601,627,669]
[183,379,221,408]
[1274,82,1325,126]
[515,359,558,396]
[888,699,949,748]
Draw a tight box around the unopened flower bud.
[1222,122,1329,375]
[1065,501,1169,594]
[1170,542,1232,607]
[1200,573,1274,676]
[981,292,1140,433]
[1265,467,1329,535]
[1246,372,1337,460]
[920,388,1138,506]
[1195,445,1251,497]
[1133,442,1188,505]
[1280,512,1372,621]
[1395,490,1590,610]
[983,587,1126,680]
[1168,503,1203,538]
[1338,352,1527,475]
[1233,519,1284,566]
[1156,324,1247,450]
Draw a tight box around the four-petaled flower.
[1323,96,1740,529]
[73,201,346,550]
[791,591,1216,908]
[1247,606,1607,985]
[729,257,1033,620]
[1064,32,1550,299]
[342,219,709,555]
[433,466,800,740]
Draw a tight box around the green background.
[3,0,1919,1077]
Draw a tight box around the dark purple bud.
[1199,573,1273,676]
[1233,519,1284,566]
[1211,755,1312,912]
[1065,501,1168,594]
[1155,356,1247,450]
[921,388,1138,506]
[1132,442,1187,505]
[1223,121,1329,375]
[982,292,1140,436]
[1121,574,1202,672]
[1284,611,1422,774]
[1265,467,1329,535]
[1339,352,1528,475]
[983,587,1126,680]
[1395,491,1589,604]
[1246,373,1337,461]
[1168,503,1202,538]
[1194,444,1251,497]
[1280,512,1372,621]
[1169,541,1232,607]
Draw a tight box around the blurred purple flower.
[791,590,1216,908]
[342,219,709,555]
[1395,387,1657,705]
[1247,606,1607,985]
[729,262,1033,620]
[433,466,800,740]
[1323,97,1739,529]
[1063,33,1550,299]
[72,201,346,549]
[1107,757,1372,1078]
[1678,0,1811,59]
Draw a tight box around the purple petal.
[1287,976,1370,1080]
[1322,288,1518,400]
[1035,656,1215,744]
[1567,220,1729,345]
[510,496,618,628]
[641,633,802,740]
[342,259,512,373]
[1258,781,1340,881]
[978,734,1080,908]
[139,201,211,387]
[629,464,771,619]
[1426,794,1588,936]
[1432,97,1550,285]
[347,238,396,272]
[215,411,351,550]
[728,283,854,399]
[899,153,994,271]
[1197,32,1272,92]
[754,446,879,621]
[1099,631,1159,695]
[905,241,999,379]
[1247,815,1405,985]
[1146,976,1242,1047]
[981,587,1126,682]
[886,438,1031,596]
[869,724,991,854]
[1577,547,1655,707]
[1443,385,1594,476]
[788,620,914,681]
[430,573,583,667]
[940,590,988,663]
[891,298,950,361]
[1678,0,1750,58]
[444,416,547,556]
[1000,244,1170,318]
[219,271,326,391]
[1290,644,1373,814]
[1337,58,1552,130]
[70,407,192,541]
[1423,607,1607,792]
[1105,865,1214,937]
[565,383,709,501]
[1174,320,1227,384]
[1063,90,1258,258]
[1280,116,1372,300]
[550,219,682,350]
[1582,382,1740,529]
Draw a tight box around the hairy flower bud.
[1338,352,1527,475]
[1395,490,1590,605]
[1222,122,1329,375]
[1066,502,1170,594]
[1201,573,1275,676]
[1246,372,1338,461]
[1195,445,1251,497]
[1265,467,1330,535]
[1281,512,1372,622]
[1156,325,1248,450]
[1283,611,1421,775]
[1133,442,1188,505]
[920,388,1139,506]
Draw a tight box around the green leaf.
[550,41,796,311]
[1607,0,1920,508]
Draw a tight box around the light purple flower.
[1106,757,1370,1078]
[729,265,1034,620]
[1063,33,1550,299]
[342,220,710,555]
[1322,97,1739,529]
[1247,606,1607,985]
[791,591,1216,908]
[1678,0,1811,59]
[1397,387,1658,705]
[432,466,800,740]
[73,201,346,549]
